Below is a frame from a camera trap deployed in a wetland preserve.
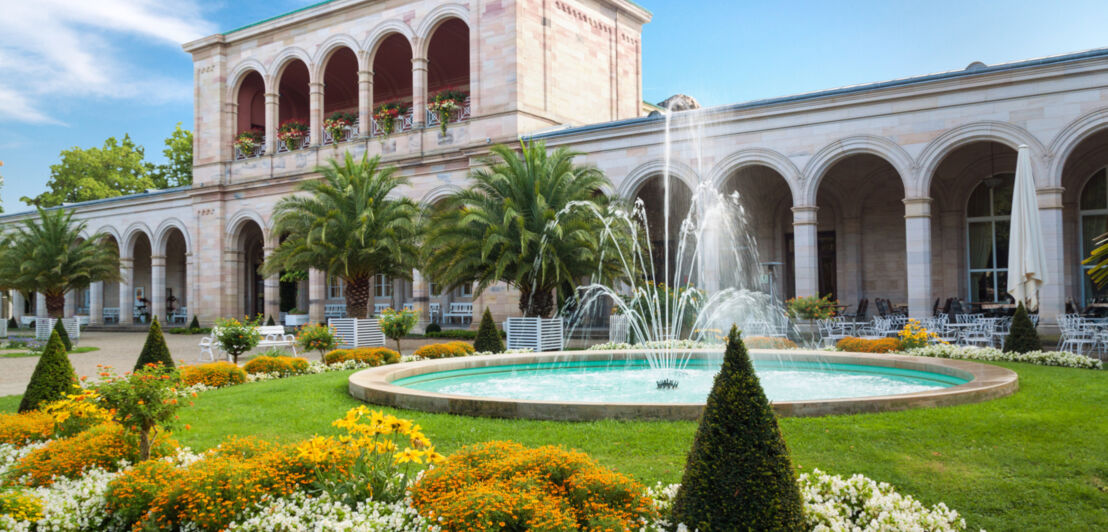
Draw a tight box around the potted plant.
[374,102,408,139]
[285,308,309,327]
[233,130,263,157]
[428,89,467,136]
[785,295,837,337]
[278,120,309,151]
[323,111,357,144]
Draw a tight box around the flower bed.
[181,361,247,388]
[412,341,474,360]
[324,347,400,366]
[836,337,901,353]
[905,344,1102,370]
[242,355,309,376]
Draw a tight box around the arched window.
[1079,168,1108,304]
[965,173,1014,302]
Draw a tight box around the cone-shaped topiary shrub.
[473,308,505,353]
[18,331,77,412]
[188,315,201,330]
[671,325,805,531]
[52,318,73,351]
[1003,302,1041,354]
[134,317,175,371]
[266,315,276,326]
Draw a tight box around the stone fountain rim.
[347,349,1018,421]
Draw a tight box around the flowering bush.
[428,89,467,135]
[410,440,656,531]
[215,317,262,364]
[412,341,474,360]
[898,319,940,350]
[234,130,263,156]
[786,295,838,320]
[243,355,310,376]
[277,120,309,151]
[323,111,357,143]
[798,469,966,531]
[836,337,901,353]
[95,364,184,460]
[0,412,55,446]
[324,347,400,366]
[40,388,112,438]
[905,344,1103,370]
[296,324,340,362]
[374,103,408,138]
[227,491,431,531]
[744,336,800,349]
[7,424,175,486]
[378,308,418,352]
[0,490,43,523]
[182,361,247,388]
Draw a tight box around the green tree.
[96,363,182,460]
[1003,302,1041,353]
[262,152,421,318]
[424,142,625,317]
[474,308,505,353]
[0,208,120,317]
[52,318,73,351]
[21,135,154,207]
[148,123,193,189]
[671,325,805,531]
[18,331,76,412]
[134,317,175,371]
[379,308,418,352]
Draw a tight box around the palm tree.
[0,208,119,318]
[424,141,625,317]
[262,152,420,318]
[1084,231,1108,289]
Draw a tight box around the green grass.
[3,363,1105,530]
[0,346,99,358]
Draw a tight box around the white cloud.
[0,0,217,124]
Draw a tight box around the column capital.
[411,57,429,70]
[119,257,134,267]
[309,81,324,93]
[791,205,818,225]
[1036,187,1065,209]
[264,92,279,103]
[358,69,374,80]
[902,197,932,218]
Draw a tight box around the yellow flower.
[394,447,422,464]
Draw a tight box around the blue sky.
[2,0,1108,213]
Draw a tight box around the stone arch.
[226,59,269,101]
[87,224,122,248]
[153,218,192,256]
[121,223,154,259]
[225,209,269,249]
[361,21,417,69]
[1049,107,1108,186]
[311,34,362,80]
[707,147,802,199]
[415,3,470,58]
[268,47,315,85]
[916,121,1048,195]
[802,135,914,204]
[616,160,698,201]
[420,185,463,207]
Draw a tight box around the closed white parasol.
[1006,145,1048,309]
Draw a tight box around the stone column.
[12,291,24,323]
[792,205,820,297]
[119,258,134,325]
[1037,187,1065,326]
[64,291,76,318]
[263,245,281,324]
[411,57,428,128]
[186,252,197,324]
[35,293,47,318]
[264,92,279,154]
[358,70,373,137]
[151,255,166,323]
[225,101,239,166]
[309,81,324,147]
[904,198,933,319]
[89,282,104,326]
[412,270,431,330]
[308,268,326,324]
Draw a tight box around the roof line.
[223,0,340,36]
[528,46,1108,140]
[0,186,193,221]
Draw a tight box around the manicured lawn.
[2,362,1104,530]
[0,346,99,358]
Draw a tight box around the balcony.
[276,134,310,153]
[234,135,265,160]
[426,97,472,132]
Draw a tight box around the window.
[429,282,441,297]
[1080,168,1108,305]
[327,276,344,299]
[375,274,392,298]
[456,283,473,298]
[965,174,1014,303]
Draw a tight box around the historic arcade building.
[3,0,1108,332]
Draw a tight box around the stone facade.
[3,0,1108,333]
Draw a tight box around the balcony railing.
[276,135,310,153]
[321,119,360,145]
[370,107,416,138]
[426,97,472,130]
[234,136,266,160]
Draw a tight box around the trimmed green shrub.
[188,315,200,330]
[424,322,442,334]
[18,331,76,412]
[265,315,276,326]
[53,319,73,352]
[671,325,805,531]
[134,317,174,371]
[1003,302,1041,354]
[473,308,504,353]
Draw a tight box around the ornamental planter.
[285,314,310,328]
[328,318,386,348]
[505,317,564,352]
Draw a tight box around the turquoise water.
[393,358,968,403]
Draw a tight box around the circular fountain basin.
[348,349,1018,421]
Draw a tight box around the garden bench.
[103,307,120,324]
[374,303,390,316]
[198,325,297,362]
[443,302,473,325]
